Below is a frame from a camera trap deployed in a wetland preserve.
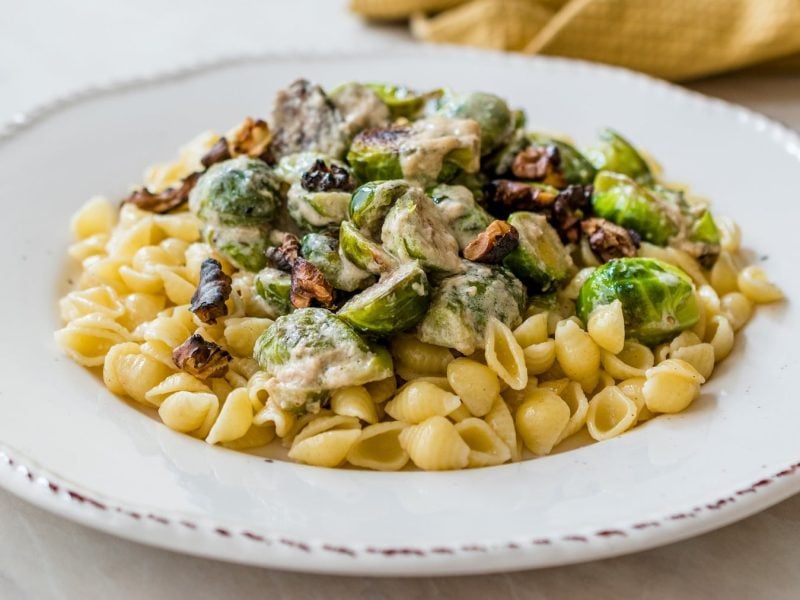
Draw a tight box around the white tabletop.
[3,2,799,597]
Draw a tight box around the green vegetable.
[576,257,699,345]
[254,308,394,412]
[339,221,399,275]
[254,267,292,316]
[300,233,375,292]
[418,261,527,355]
[328,83,391,138]
[429,184,492,250]
[435,91,515,155]
[592,171,680,246]
[690,210,720,245]
[363,83,440,119]
[528,134,597,185]
[381,188,463,274]
[348,180,409,237]
[286,185,350,231]
[503,212,573,291]
[338,261,430,335]
[584,128,653,184]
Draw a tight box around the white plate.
[0,48,798,576]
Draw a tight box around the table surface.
[3,2,799,598]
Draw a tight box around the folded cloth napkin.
[350,0,800,80]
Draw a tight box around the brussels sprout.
[435,91,515,155]
[189,156,282,228]
[418,261,527,355]
[254,308,394,412]
[527,134,597,185]
[447,171,489,203]
[339,221,399,275]
[576,257,699,345]
[584,128,653,184]
[690,210,720,245]
[338,261,430,335]
[347,117,481,185]
[348,180,410,237]
[429,184,492,250]
[328,83,391,138]
[254,267,292,316]
[592,171,680,246]
[286,184,350,231]
[503,212,573,291]
[300,233,375,292]
[381,188,463,274]
[206,226,270,272]
[364,83,440,119]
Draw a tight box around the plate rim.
[2,46,799,575]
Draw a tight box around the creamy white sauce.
[398,117,481,182]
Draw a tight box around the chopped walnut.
[300,159,355,192]
[484,179,558,217]
[290,258,334,309]
[463,220,519,263]
[511,145,565,188]
[200,118,273,169]
[190,259,232,324]
[552,184,593,243]
[200,138,231,168]
[172,334,231,380]
[581,217,639,262]
[265,233,301,272]
[124,172,200,214]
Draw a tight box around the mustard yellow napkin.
[350,0,800,80]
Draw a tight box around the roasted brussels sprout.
[300,233,375,292]
[338,261,430,335]
[254,267,292,316]
[690,210,720,246]
[429,184,492,250]
[364,83,440,120]
[503,212,573,291]
[584,128,653,184]
[254,308,394,412]
[592,171,680,246]
[329,82,391,138]
[347,117,481,185]
[435,91,515,155]
[339,221,399,275]
[348,180,410,237]
[577,257,699,345]
[207,227,271,272]
[527,134,597,186]
[381,188,463,273]
[417,261,526,355]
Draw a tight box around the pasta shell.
[347,422,410,471]
[455,418,511,467]
[288,430,362,468]
[385,381,461,423]
[399,416,470,471]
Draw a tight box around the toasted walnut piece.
[463,220,520,263]
[190,259,233,324]
[511,146,565,187]
[290,258,334,308]
[265,233,301,272]
[200,138,231,168]
[124,172,200,214]
[300,159,355,192]
[552,184,593,243]
[227,117,271,158]
[485,180,557,217]
[581,217,639,262]
[173,334,231,380]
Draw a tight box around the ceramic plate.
[0,48,798,576]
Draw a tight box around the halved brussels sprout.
[435,91,515,155]
[418,261,527,355]
[206,226,270,272]
[381,188,463,274]
[300,233,375,292]
[528,134,597,186]
[189,156,282,228]
[576,257,699,345]
[347,117,481,185]
[690,210,720,246]
[364,83,440,120]
[338,261,430,335]
[328,83,391,138]
[254,308,394,411]
[339,221,399,275]
[592,171,680,246]
[429,184,492,250]
[286,184,350,231]
[254,267,292,316]
[584,128,653,184]
[503,212,573,291]
[348,180,410,237]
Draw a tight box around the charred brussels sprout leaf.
[339,221,399,275]
[436,91,515,156]
[381,188,463,274]
[528,134,597,186]
[418,261,526,355]
[592,171,680,246]
[503,212,573,291]
[253,308,393,412]
[429,184,492,250]
[254,267,293,316]
[338,261,430,335]
[348,180,410,237]
[300,233,375,292]
[584,128,653,185]
[577,257,699,345]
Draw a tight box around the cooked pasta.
[737,266,784,304]
[330,386,379,424]
[484,318,528,391]
[158,391,219,438]
[399,416,470,471]
[587,299,625,353]
[515,389,570,456]
[586,386,638,441]
[346,422,410,471]
[446,358,500,417]
[455,418,511,467]
[643,359,705,413]
[384,381,460,423]
[600,341,654,380]
[206,388,254,445]
[554,319,600,392]
[705,315,735,362]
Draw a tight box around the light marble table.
[3,2,799,597]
